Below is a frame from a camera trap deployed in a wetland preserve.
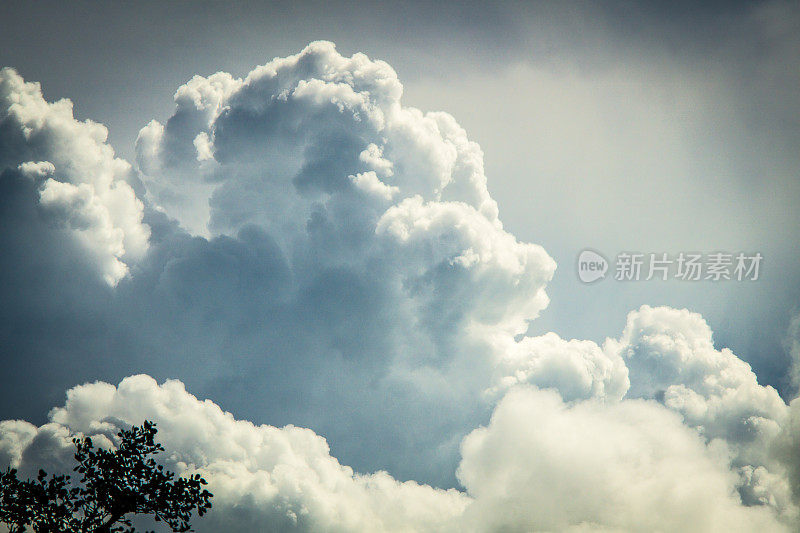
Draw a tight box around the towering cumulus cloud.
[135,41,552,340]
[0,68,149,285]
[131,41,560,483]
[1,43,799,530]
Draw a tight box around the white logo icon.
[577,249,608,283]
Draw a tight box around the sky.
[1,1,800,531]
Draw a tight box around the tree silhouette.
[0,421,212,532]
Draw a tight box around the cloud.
[458,386,787,532]
[488,332,629,402]
[36,178,129,285]
[1,41,799,530]
[0,67,149,285]
[774,395,800,510]
[135,41,499,241]
[2,375,470,532]
[775,313,800,509]
[1,374,792,532]
[0,43,558,486]
[127,41,562,483]
[608,305,793,514]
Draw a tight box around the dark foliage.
[0,421,212,532]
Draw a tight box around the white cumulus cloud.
[0,68,149,285]
[608,305,794,515]
[458,386,788,532]
[1,375,792,532]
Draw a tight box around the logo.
[577,249,608,283]
[575,250,762,283]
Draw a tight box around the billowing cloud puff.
[1,376,790,532]
[132,39,558,376]
[133,41,549,339]
[608,305,793,515]
[136,42,498,240]
[128,41,560,482]
[134,41,519,309]
[489,332,629,401]
[458,386,787,532]
[5,375,469,532]
[0,68,149,285]
[775,396,800,509]
[774,315,800,511]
